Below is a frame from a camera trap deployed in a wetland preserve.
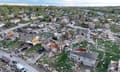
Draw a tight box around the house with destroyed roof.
[69,48,99,68]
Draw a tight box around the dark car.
[20,47,28,52]
[0,68,2,72]
[12,60,17,64]
[17,28,23,32]
[20,68,27,72]
[0,56,10,64]
[38,47,45,54]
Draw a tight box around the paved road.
[67,24,87,30]
[0,22,31,34]
[0,50,39,72]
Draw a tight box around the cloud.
[59,0,120,6]
[0,0,120,6]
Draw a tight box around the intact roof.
[70,51,99,60]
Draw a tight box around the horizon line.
[0,3,120,7]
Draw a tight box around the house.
[103,24,110,29]
[10,19,21,24]
[0,22,5,27]
[70,21,76,25]
[22,17,30,21]
[67,24,88,38]
[38,15,44,19]
[69,48,99,68]
[4,31,19,40]
[51,17,57,23]
[97,12,104,16]
[60,16,69,24]
[0,16,3,19]
[88,22,95,30]
[30,24,38,28]
[99,29,115,41]
[38,24,45,28]
[92,18,99,22]
[47,40,59,53]
[8,14,14,18]
[108,60,120,72]
[31,16,38,20]
[54,32,62,40]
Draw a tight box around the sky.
[0,0,120,6]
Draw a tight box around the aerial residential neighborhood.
[0,2,120,72]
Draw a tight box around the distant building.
[31,16,38,20]
[67,24,88,38]
[8,14,14,18]
[22,17,30,21]
[88,22,95,30]
[38,15,44,19]
[61,16,69,24]
[92,18,99,22]
[97,12,104,16]
[51,17,57,23]
[103,24,110,29]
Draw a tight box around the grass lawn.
[26,44,42,53]
[0,61,6,68]
[0,39,22,49]
[110,24,120,33]
[92,39,120,72]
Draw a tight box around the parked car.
[20,68,27,72]
[20,47,28,52]
[14,63,27,72]
[12,60,17,64]
[0,68,2,72]
[38,47,45,54]
[0,56,10,64]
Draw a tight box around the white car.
[15,63,27,72]
[21,68,27,72]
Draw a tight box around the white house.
[69,48,99,67]
[0,22,5,27]
[22,17,30,21]
[10,19,20,24]
[38,15,44,19]
[99,29,115,41]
